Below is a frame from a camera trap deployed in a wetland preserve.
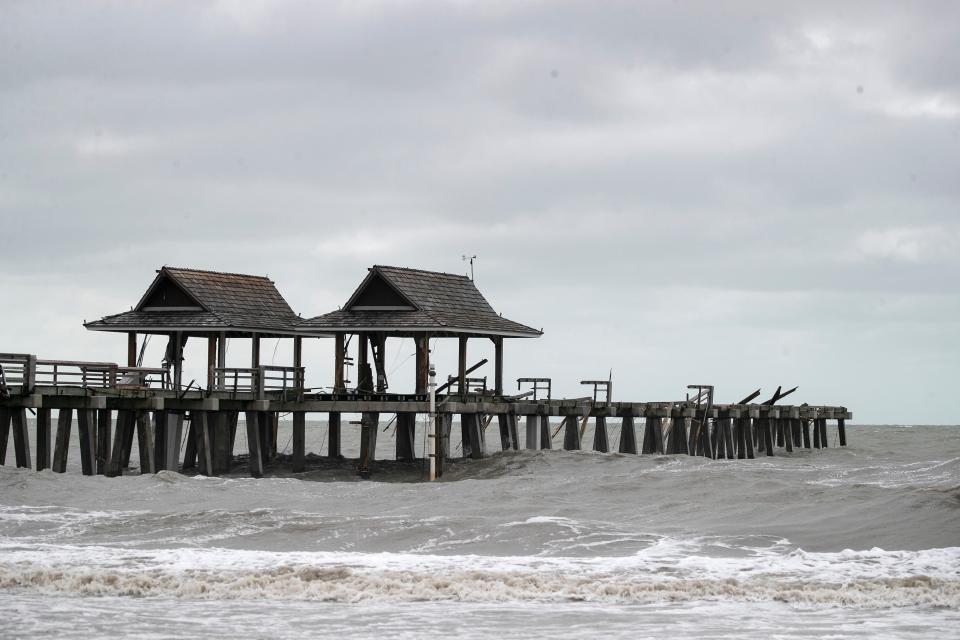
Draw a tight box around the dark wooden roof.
[299,265,542,337]
[85,267,302,336]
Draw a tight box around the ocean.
[1,421,958,639]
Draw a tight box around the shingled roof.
[298,265,542,337]
[85,267,302,336]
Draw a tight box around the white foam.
[1,542,957,608]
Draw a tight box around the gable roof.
[85,267,303,335]
[298,265,542,337]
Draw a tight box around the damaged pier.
[0,265,852,480]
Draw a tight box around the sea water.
[1,422,958,638]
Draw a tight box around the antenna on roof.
[462,254,477,281]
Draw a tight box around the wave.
[1,543,957,608]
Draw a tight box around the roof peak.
[162,266,274,282]
[373,264,471,280]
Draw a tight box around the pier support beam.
[562,415,581,451]
[619,415,638,454]
[328,412,341,458]
[457,337,467,396]
[214,412,234,474]
[292,411,306,472]
[11,408,31,468]
[77,409,97,476]
[818,418,828,448]
[244,411,264,478]
[0,409,8,465]
[498,414,518,451]
[539,415,552,450]
[802,419,811,449]
[96,409,111,475]
[435,413,451,476]
[334,334,346,392]
[642,417,665,454]
[35,408,51,471]
[415,335,429,395]
[136,411,155,474]
[525,415,538,450]
[492,336,503,396]
[52,409,72,473]
[593,416,609,453]
[668,418,689,455]
[396,412,416,462]
[838,418,847,447]
[460,413,484,459]
[359,412,379,476]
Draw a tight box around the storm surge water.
[1,424,958,638]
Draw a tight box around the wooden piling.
[761,418,774,456]
[802,418,811,449]
[120,410,136,468]
[462,413,484,459]
[838,418,847,447]
[669,417,689,455]
[539,415,552,450]
[812,417,821,449]
[359,411,380,474]
[214,411,233,474]
[396,412,416,462]
[136,411,155,474]
[244,411,264,478]
[106,411,132,477]
[194,412,213,476]
[720,418,735,459]
[619,415,638,454]
[592,416,609,453]
[35,408,51,471]
[52,408,73,473]
[328,412,341,458]
[76,409,97,476]
[562,415,581,451]
[783,419,793,453]
[153,410,168,471]
[525,415,538,450]
[497,414,512,451]
[292,411,305,472]
[11,408,31,468]
[182,414,197,470]
[96,409,111,475]
[0,408,9,465]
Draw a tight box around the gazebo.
[297,265,542,396]
[84,267,304,392]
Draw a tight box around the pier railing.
[213,365,305,399]
[35,359,118,389]
[0,353,37,395]
[117,367,171,390]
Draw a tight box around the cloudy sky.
[2,1,958,423]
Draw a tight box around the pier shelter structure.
[84,267,306,394]
[298,265,542,469]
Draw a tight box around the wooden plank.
[292,411,305,472]
[96,409,112,475]
[328,412,341,458]
[244,411,263,478]
[52,408,73,473]
[12,408,31,468]
[76,409,97,476]
[35,408,51,470]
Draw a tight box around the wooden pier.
[0,265,852,479]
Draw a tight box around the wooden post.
[153,410,168,471]
[328,412,341,458]
[172,331,183,392]
[396,413,416,462]
[592,416,609,453]
[359,412,379,475]
[166,412,184,471]
[357,333,372,392]
[217,331,227,388]
[52,409,72,473]
[463,413,484,459]
[782,419,794,453]
[0,409,8,465]
[802,419,811,448]
[492,336,503,396]
[812,417,821,448]
[819,418,829,448]
[525,415,538,449]
[641,417,656,454]
[76,409,97,476]
[11,409,31,468]
[721,418,735,459]
[106,411,131,477]
[670,417,689,455]
[508,414,519,450]
[458,336,467,396]
[497,414,513,451]
[251,333,260,367]
[762,418,775,456]
[182,414,197,469]
[293,336,303,369]
[96,409,112,475]
[334,334,345,392]
[207,335,217,391]
[292,411,305,472]
[127,332,137,367]
[194,412,213,476]
[414,334,429,395]
[619,415,637,454]
[224,411,238,472]
[539,415,552,450]
[244,411,264,478]
[35,408,51,470]
[135,411,154,473]
[373,333,387,393]
[838,418,847,447]
[562,415,581,451]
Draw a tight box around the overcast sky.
[2,1,958,424]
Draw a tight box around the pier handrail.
[0,353,37,394]
[212,365,305,399]
[117,366,171,390]
[34,359,118,389]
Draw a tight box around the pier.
[0,266,852,479]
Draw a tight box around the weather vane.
[462,254,477,281]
